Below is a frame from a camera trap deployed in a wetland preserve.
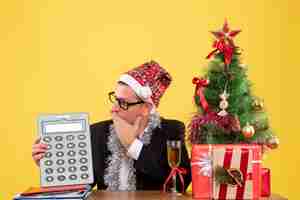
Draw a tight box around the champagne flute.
[167,140,182,194]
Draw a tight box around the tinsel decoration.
[188,111,241,144]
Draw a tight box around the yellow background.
[0,0,297,199]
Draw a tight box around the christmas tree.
[189,20,279,150]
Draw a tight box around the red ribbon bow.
[207,39,234,70]
[192,77,210,113]
[163,167,187,194]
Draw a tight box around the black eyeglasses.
[108,91,144,110]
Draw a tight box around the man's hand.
[32,137,48,166]
[112,113,142,148]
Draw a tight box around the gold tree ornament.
[267,136,279,149]
[239,63,247,68]
[253,97,264,111]
[242,122,255,138]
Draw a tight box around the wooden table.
[87,191,287,200]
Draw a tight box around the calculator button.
[45,168,54,174]
[54,136,63,141]
[69,174,77,180]
[46,176,54,182]
[79,157,88,164]
[44,160,53,166]
[67,143,75,149]
[81,173,89,179]
[44,152,52,158]
[68,158,76,165]
[56,159,65,165]
[55,143,64,149]
[80,165,88,171]
[78,134,86,140]
[68,166,77,173]
[57,175,66,181]
[79,150,87,156]
[56,151,64,157]
[43,136,52,143]
[66,135,75,141]
[67,150,76,157]
[57,167,65,173]
[47,144,52,150]
[78,142,87,148]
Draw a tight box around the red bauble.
[242,123,255,138]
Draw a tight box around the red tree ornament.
[207,20,241,69]
[242,122,255,138]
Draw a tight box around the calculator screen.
[43,120,85,134]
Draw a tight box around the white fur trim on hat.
[119,74,152,101]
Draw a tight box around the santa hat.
[119,60,172,108]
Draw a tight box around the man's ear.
[142,103,152,116]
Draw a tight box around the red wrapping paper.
[261,168,271,197]
[191,144,262,199]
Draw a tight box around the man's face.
[111,83,148,124]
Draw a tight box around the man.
[32,60,191,191]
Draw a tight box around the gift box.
[261,168,271,197]
[191,144,262,199]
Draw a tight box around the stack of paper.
[13,185,92,200]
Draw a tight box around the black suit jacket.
[90,118,191,191]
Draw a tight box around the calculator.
[38,113,94,187]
